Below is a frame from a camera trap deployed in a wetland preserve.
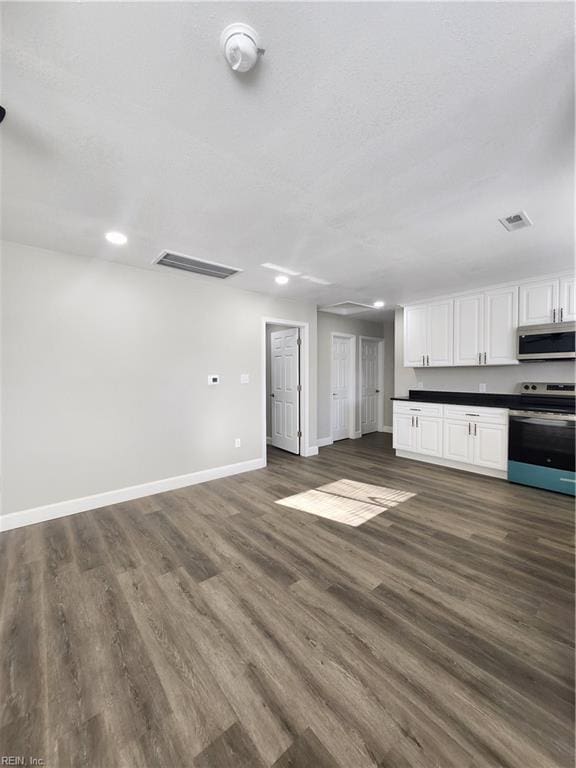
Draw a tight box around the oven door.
[509,411,575,471]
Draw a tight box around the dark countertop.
[391,390,575,414]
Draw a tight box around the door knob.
[375,389,380,393]
[270,393,275,397]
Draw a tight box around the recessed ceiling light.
[373,300,385,308]
[275,275,289,285]
[105,231,128,245]
[261,263,301,276]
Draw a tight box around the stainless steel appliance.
[508,382,575,495]
[517,321,575,361]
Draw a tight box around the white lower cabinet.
[394,401,508,476]
[443,419,474,463]
[392,403,443,457]
[474,422,508,470]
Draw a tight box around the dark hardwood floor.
[1,434,574,767]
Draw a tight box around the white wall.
[1,242,318,518]
[394,307,575,396]
[317,312,389,441]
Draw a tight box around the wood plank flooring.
[1,434,574,767]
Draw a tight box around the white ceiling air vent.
[320,301,375,316]
[499,210,532,232]
[154,251,241,279]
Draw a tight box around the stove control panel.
[520,382,575,396]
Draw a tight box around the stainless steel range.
[508,382,575,495]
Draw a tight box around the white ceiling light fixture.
[275,274,289,285]
[301,275,332,286]
[220,23,263,73]
[373,300,385,308]
[105,231,127,245]
[261,262,300,276]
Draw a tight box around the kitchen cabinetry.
[392,402,443,457]
[453,287,518,367]
[403,300,453,367]
[519,277,575,325]
[393,401,508,477]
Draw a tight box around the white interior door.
[270,328,300,454]
[361,339,379,434]
[331,336,352,441]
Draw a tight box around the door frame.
[330,333,357,442]
[261,317,314,462]
[359,336,385,433]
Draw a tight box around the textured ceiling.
[2,2,574,312]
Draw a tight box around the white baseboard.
[396,450,507,480]
[0,457,266,533]
[351,431,362,440]
[266,436,272,445]
[301,446,319,457]
[379,425,393,434]
[316,436,333,448]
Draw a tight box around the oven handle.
[509,410,576,422]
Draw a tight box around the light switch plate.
[235,438,241,448]
[208,374,220,386]
[240,373,250,384]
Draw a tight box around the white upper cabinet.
[403,305,428,367]
[404,272,572,368]
[428,300,454,366]
[404,301,453,367]
[519,279,559,325]
[454,294,484,366]
[560,277,576,322]
[484,286,518,366]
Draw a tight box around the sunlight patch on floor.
[276,478,416,527]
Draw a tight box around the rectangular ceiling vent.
[154,251,241,279]
[320,301,374,316]
[499,210,532,232]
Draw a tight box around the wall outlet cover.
[235,438,241,448]
[240,373,250,384]
[479,383,487,393]
[417,381,424,389]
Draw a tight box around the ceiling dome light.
[220,23,263,73]
[373,300,385,308]
[105,231,127,245]
[275,274,289,285]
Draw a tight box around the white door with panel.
[331,336,352,441]
[473,423,508,470]
[403,306,428,367]
[361,339,380,434]
[519,279,559,325]
[428,300,454,366]
[443,419,474,463]
[454,294,484,366]
[560,277,576,322]
[270,328,300,454]
[484,286,518,365]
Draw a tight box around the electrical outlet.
[235,438,241,448]
[479,383,487,393]
[417,381,424,389]
[240,373,250,384]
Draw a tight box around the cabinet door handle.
[560,307,564,322]
[422,355,425,366]
[426,355,430,366]
[474,423,477,436]
[411,416,414,427]
[468,422,471,435]
[478,352,481,365]
[416,416,419,427]
[553,308,556,322]
[483,352,487,364]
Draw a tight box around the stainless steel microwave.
[517,322,576,361]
